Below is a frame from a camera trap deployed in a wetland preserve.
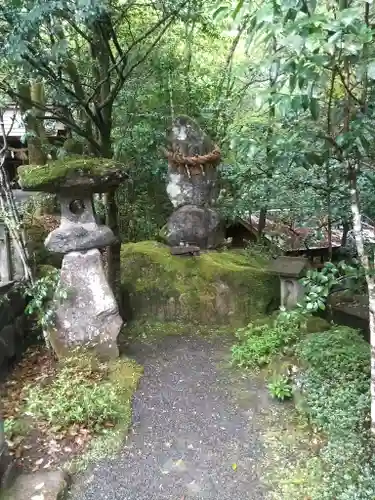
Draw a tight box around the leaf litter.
[1,346,95,472]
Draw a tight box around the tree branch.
[86,3,186,107]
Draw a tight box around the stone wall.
[0,281,28,379]
[0,281,27,489]
[120,241,279,326]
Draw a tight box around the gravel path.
[69,335,273,500]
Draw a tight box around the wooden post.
[0,223,12,282]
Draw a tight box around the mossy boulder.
[120,241,279,326]
[18,155,128,192]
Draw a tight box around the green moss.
[120,241,278,327]
[18,155,125,191]
[64,355,143,474]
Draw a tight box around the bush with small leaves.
[231,309,306,368]
[294,326,375,499]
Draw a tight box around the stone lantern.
[269,256,310,309]
[163,115,224,250]
[18,156,127,359]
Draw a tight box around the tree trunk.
[258,207,267,239]
[104,188,124,320]
[349,166,375,433]
[19,82,48,165]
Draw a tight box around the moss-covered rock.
[18,155,128,192]
[120,241,278,326]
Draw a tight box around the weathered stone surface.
[45,193,115,253]
[45,224,115,254]
[170,245,200,256]
[0,325,16,358]
[5,470,68,500]
[166,165,218,208]
[166,205,224,249]
[167,115,215,157]
[164,116,223,249]
[166,116,219,209]
[50,249,122,359]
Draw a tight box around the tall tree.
[0,0,189,311]
[223,0,375,431]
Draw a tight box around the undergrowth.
[22,349,143,471]
[292,327,374,500]
[232,313,375,499]
[231,310,326,368]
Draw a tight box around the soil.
[1,346,94,475]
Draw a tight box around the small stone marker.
[18,157,128,359]
[269,256,309,309]
[163,116,224,249]
[170,245,200,257]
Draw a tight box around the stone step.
[2,470,68,500]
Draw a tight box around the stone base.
[166,205,224,249]
[50,249,122,359]
[4,470,68,500]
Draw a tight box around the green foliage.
[268,374,293,401]
[297,327,370,434]
[231,310,304,368]
[293,327,375,499]
[4,417,28,440]
[24,351,142,431]
[301,260,366,312]
[23,268,66,336]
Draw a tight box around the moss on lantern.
[18,155,127,192]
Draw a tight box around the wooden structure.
[1,105,66,185]
[0,222,25,284]
[226,210,375,266]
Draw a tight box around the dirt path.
[69,335,274,500]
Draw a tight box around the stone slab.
[4,470,68,500]
[170,245,200,256]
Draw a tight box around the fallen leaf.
[35,458,44,466]
[232,463,237,471]
[34,482,45,490]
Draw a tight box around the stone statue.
[18,156,127,359]
[163,116,224,249]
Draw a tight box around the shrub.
[294,326,375,499]
[231,310,305,368]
